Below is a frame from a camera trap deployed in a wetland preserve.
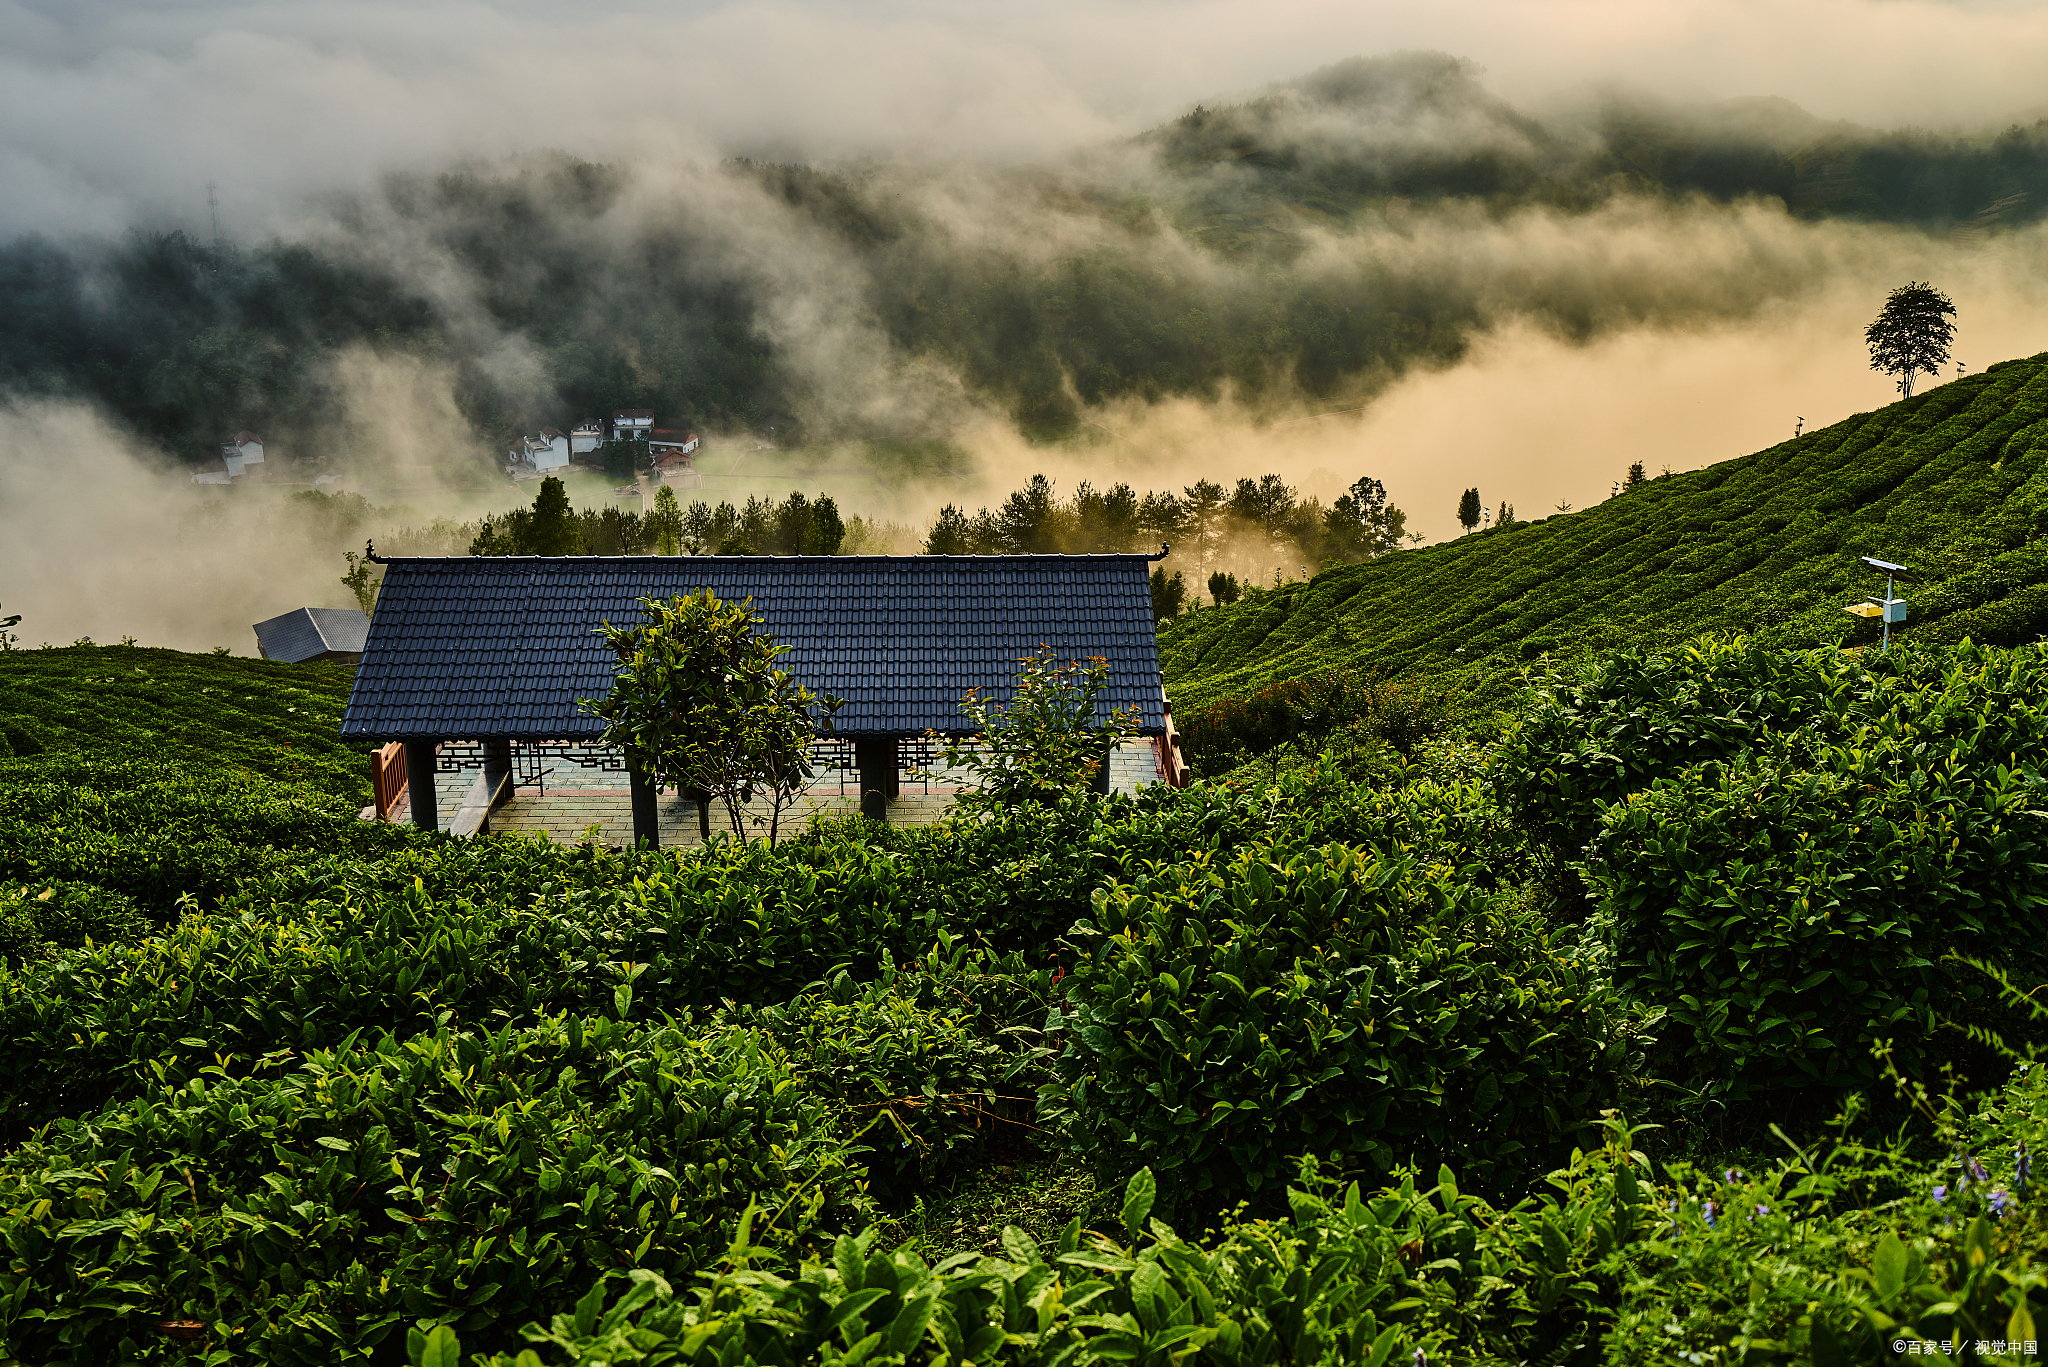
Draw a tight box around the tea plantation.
[2,626,2045,1366]
[1161,350,2048,724]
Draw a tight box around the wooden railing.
[372,742,409,821]
[1157,698,1191,789]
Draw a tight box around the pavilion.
[339,550,1175,844]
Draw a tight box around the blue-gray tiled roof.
[253,606,371,663]
[340,554,1166,741]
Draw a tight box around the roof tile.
[341,554,1167,740]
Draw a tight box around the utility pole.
[206,182,223,253]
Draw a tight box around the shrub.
[0,646,371,802]
[1178,670,1447,778]
[456,1152,1630,1367]
[0,765,1537,1140]
[1591,668,2048,1099]
[0,878,148,967]
[1489,637,1865,874]
[0,759,414,916]
[749,942,1057,1201]
[1044,837,1646,1218]
[0,845,948,1138]
[937,647,1143,808]
[432,1069,2048,1367]
[1913,584,2048,646]
[0,1013,872,1365]
[1605,1063,2048,1364]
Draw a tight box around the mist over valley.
[6,15,2048,649]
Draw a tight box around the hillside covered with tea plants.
[1161,350,2048,727]
[1,631,2045,1365]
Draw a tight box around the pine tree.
[649,485,683,556]
[527,476,585,555]
[1150,567,1188,621]
[924,505,972,555]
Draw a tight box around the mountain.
[1143,55,2048,251]
[1161,351,2048,717]
[4,54,2047,466]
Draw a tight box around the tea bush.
[0,758,413,917]
[1159,354,2048,719]
[0,879,147,968]
[457,1144,1643,1367]
[0,763,1528,1141]
[1604,1062,2048,1364]
[748,942,1058,1200]
[1592,651,2048,1099]
[1489,637,1868,872]
[437,1064,2048,1367]
[0,1012,872,1365]
[7,631,2048,1364]
[1045,834,1648,1218]
[0,647,370,802]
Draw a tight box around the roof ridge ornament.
[365,539,388,564]
[1150,542,1171,561]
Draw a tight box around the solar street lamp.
[1842,556,1910,651]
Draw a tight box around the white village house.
[506,428,570,478]
[506,411,696,483]
[193,430,281,485]
[223,431,264,476]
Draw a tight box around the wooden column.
[403,740,440,831]
[1091,735,1114,795]
[630,768,660,849]
[855,737,897,822]
[685,787,712,840]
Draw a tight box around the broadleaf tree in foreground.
[583,591,841,844]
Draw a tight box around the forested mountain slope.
[1162,350,2048,714]
[7,54,2045,462]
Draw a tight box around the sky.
[5,0,2048,238]
[6,0,2048,647]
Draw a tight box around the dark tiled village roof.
[253,606,370,664]
[340,554,1167,741]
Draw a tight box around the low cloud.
[8,0,2048,237]
[0,401,360,651]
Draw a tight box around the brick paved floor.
[380,740,1168,846]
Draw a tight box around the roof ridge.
[364,552,1169,564]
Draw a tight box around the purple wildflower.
[1702,1200,1718,1231]
[1989,1186,2010,1218]
[1756,1204,1770,1221]
[1967,1153,1991,1185]
[2018,1142,2032,1198]
[1413,1350,1429,1367]
[1932,1185,1947,1203]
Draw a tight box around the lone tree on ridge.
[1865,282,1956,398]
[1456,487,1481,534]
